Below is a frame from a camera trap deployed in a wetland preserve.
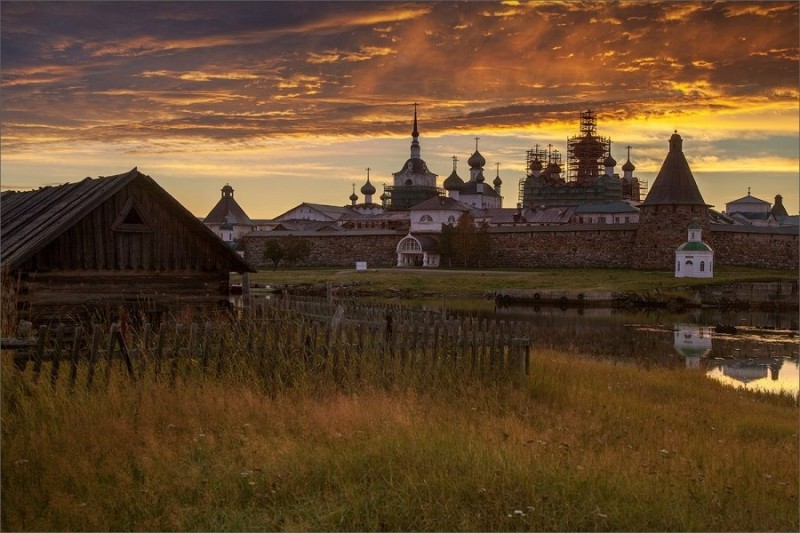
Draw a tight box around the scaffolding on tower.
[566,109,610,183]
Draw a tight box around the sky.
[2,1,798,219]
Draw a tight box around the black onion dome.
[443,170,464,190]
[604,155,617,167]
[622,159,635,172]
[360,178,376,195]
[530,158,543,172]
[468,150,485,168]
[349,192,358,202]
[493,174,502,186]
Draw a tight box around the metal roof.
[574,201,639,214]
[726,194,770,206]
[1,168,253,273]
[408,196,471,211]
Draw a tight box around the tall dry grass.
[2,346,797,531]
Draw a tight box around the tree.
[454,211,476,268]
[439,223,456,267]
[474,220,491,268]
[284,237,311,266]
[263,239,283,270]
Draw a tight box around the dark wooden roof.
[203,191,254,225]
[1,168,253,273]
[642,133,708,206]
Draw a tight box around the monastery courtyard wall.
[707,228,798,270]
[243,226,797,271]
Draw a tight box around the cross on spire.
[366,167,370,180]
[474,137,480,151]
[452,155,458,171]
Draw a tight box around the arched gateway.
[396,233,440,268]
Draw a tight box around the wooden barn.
[1,168,254,323]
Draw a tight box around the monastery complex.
[202,109,798,272]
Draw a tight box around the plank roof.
[1,168,253,273]
[642,133,708,206]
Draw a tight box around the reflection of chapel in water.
[673,324,712,368]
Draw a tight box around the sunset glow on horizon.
[2,1,798,219]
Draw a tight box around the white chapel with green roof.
[675,221,714,278]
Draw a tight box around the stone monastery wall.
[485,226,637,268]
[243,225,797,271]
[707,228,798,270]
[244,231,403,268]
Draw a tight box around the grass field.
[2,348,797,531]
[246,265,798,296]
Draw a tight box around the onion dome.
[360,177,376,196]
[604,154,617,167]
[622,145,635,172]
[349,191,358,202]
[530,158,543,173]
[493,169,502,187]
[443,170,464,190]
[468,150,485,169]
[380,191,388,202]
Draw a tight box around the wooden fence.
[1,296,531,391]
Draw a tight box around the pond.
[242,292,798,397]
[395,296,800,398]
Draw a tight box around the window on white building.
[420,214,433,222]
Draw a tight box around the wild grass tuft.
[2,345,797,531]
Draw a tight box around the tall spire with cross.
[410,102,421,159]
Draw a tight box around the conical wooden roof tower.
[634,132,710,269]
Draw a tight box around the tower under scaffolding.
[566,109,610,183]
[519,109,647,208]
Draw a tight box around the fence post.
[31,325,47,381]
[69,326,83,389]
[86,325,101,390]
[50,324,64,387]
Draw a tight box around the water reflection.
[672,324,798,397]
[402,297,800,397]
[673,324,712,368]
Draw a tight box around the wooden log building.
[1,168,254,323]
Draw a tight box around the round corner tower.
[633,132,710,269]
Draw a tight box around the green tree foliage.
[439,223,456,268]
[438,213,492,269]
[263,239,283,270]
[284,237,311,266]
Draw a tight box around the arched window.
[447,215,456,223]
[400,238,421,252]
[700,261,705,272]
[677,261,680,272]
[420,214,433,222]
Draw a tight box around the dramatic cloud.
[1,1,797,217]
